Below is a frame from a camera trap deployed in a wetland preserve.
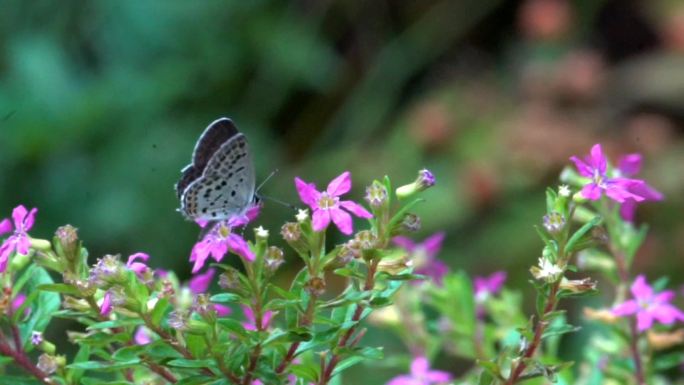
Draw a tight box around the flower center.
[592,169,606,188]
[317,193,338,210]
[218,224,231,238]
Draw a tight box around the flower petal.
[392,237,416,252]
[0,241,14,272]
[339,200,373,219]
[619,200,637,222]
[0,219,12,236]
[422,232,445,258]
[227,234,254,261]
[580,183,602,201]
[330,208,353,235]
[214,304,232,317]
[636,311,653,332]
[100,292,112,316]
[23,208,37,232]
[631,275,653,300]
[326,171,351,197]
[589,144,607,175]
[487,271,507,293]
[618,154,642,176]
[127,252,150,266]
[295,177,319,208]
[11,205,28,230]
[15,235,31,255]
[569,156,593,178]
[410,356,429,376]
[612,300,639,316]
[189,268,215,294]
[425,369,453,383]
[311,210,331,232]
[134,327,151,345]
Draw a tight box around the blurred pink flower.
[190,215,255,273]
[613,275,684,332]
[570,144,645,203]
[126,252,150,277]
[386,356,452,385]
[134,327,151,345]
[295,172,372,235]
[188,268,232,317]
[474,271,507,301]
[242,305,273,331]
[617,154,664,222]
[189,268,216,294]
[393,232,448,286]
[0,205,38,272]
[100,292,112,316]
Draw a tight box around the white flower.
[531,257,564,282]
[255,226,269,238]
[295,209,309,223]
[558,184,571,197]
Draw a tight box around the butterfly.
[176,118,259,225]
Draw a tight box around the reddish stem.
[0,333,50,385]
[505,281,560,385]
[318,260,378,385]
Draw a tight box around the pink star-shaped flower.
[0,205,38,272]
[189,213,256,273]
[570,144,646,203]
[386,356,452,385]
[613,275,684,331]
[295,172,372,235]
[393,232,448,286]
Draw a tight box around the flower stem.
[0,330,50,385]
[275,293,318,374]
[504,280,561,385]
[318,259,379,385]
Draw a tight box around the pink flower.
[188,268,232,317]
[0,205,38,272]
[100,292,112,316]
[189,268,216,294]
[242,305,274,331]
[134,327,151,345]
[11,293,30,318]
[190,216,255,273]
[616,154,664,222]
[295,172,372,235]
[613,275,684,332]
[126,252,150,277]
[386,356,452,385]
[570,144,646,203]
[474,271,507,302]
[393,232,448,286]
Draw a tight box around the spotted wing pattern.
[175,118,239,200]
[180,133,255,221]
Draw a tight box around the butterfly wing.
[180,133,256,221]
[175,118,239,200]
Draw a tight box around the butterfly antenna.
[256,168,279,193]
[257,194,297,210]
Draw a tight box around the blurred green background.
[2,0,684,383]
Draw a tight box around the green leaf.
[0,376,43,385]
[175,376,216,385]
[564,216,601,254]
[167,358,216,368]
[66,344,91,384]
[87,318,143,330]
[209,293,240,303]
[477,360,504,380]
[150,297,170,326]
[68,359,141,371]
[289,364,319,382]
[217,319,248,339]
[653,352,684,371]
[18,267,60,346]
[37,283,81,296]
